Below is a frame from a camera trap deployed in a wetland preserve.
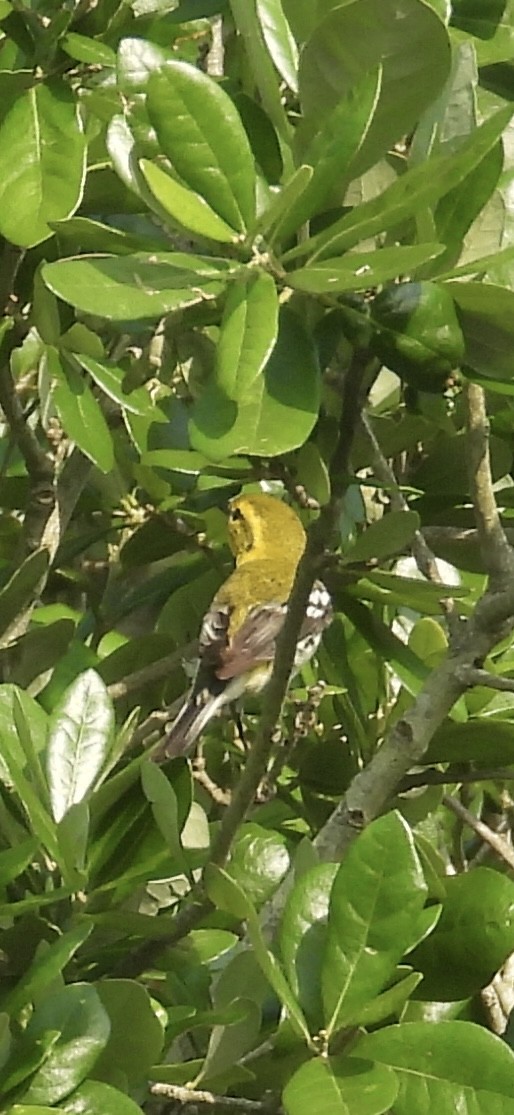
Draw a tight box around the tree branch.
[399,767,514,791]
[465,381,514,585]
[360,412,447,587]
[442,792,514,871]
[150,1082,277,1113]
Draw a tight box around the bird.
[162,491,333,758]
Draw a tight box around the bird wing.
[199,580,332,683]
[215,601,286,680]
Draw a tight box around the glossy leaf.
[255,0,298,92]
[116,36,172,92]
[283,1055,398,1115]
[72,353,154,417]
[42,253,229,321]
[22,983,110,1105]
[280,863,338,1028]
[189,305,320,460]
[227,823,290,908]
[48,348,114,473]
[299,0,451,178]
[354,1021,514,1114]
[322,812,428,1035]
[0,81,86,247]
[59,1080,145,1115]
[285,107,513,264]
[46,669,114,823]
[251,164,313,243]
[277,68,382,242]
[412,868,514,999]
[139,159,238,242]
[288,245,445,294]
[147,62,255,232]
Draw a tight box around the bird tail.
[161,686,227,758]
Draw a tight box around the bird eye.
[230,507,243,522]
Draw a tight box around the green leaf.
[412,868,514,999]
[0,741,60,865]
[278,68,382,242]
[116,35,173,92]
[340,594,430,695]
[42,253,229,321]
[354,1020,514,1114]
[227,823,290,908]
[299,0,451,179]
[93,980,164,1088]
[3,923,92,1016]
[139,159,238,242]
[147,62,256,232]
[141,761,188,871]
[0,838,37,888]
[59,1079,145,1115]
[72,354,154,417]
[283,1055,398,1115]
[195,998,261,1087]
[343,511,420,564]
[0,550,49,644]
[280,863,338,1029]
[205,865,311,1044]
[255,0,299,92]
[61,33,116,66]
[424,717,514,765]
[0,81,86,248]
[288,245,445,294]
[322,812,427,1035]
[285,106,513,264]
[48,349,114,473]
[445,281,514,381]
[229,0,292,147]
[21,983,110,1105]
[51,216,165,256]
[46,669,114,823]
[57,801,89,882]
[189,305,320,460]
[356,970,423,1027]
[252,165,313,244]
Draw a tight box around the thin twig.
[192,758,232,806]
[455,666,514,693]
[107,643,196,701]
[150,1082,277,1113]
[399,767,514,791]
[360,411,456,622]
[465,381,514,585]
[442,792,514,871]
